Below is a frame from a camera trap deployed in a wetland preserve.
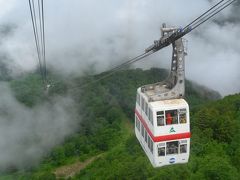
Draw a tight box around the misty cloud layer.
[0,0,239,95]
[0,83,78,170]
[0,0,238,171]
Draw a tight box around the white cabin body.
[135,88,190,167]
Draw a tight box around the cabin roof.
[150,98,188,110]
[138,87,188,110]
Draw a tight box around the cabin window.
[148,109,150,120]
[157,116,165,126]
[136,93,140,105]
[147,135,151,149]
[141,97,145,111]
[150,139,153,153]
[135,116,140,132]
[135,116,137,129]
[141,123,144,138]
[158,147,165,156]
[145,102,148,116]
[166,141,179,155]
[148,108,153,125]
[179,109,187,124]
[157,111,165,126]
[180,139,187,144]
[180,144,187,153]
[165,110,178,125]
[157,111,164,116]
[157,143,165,156]
[144,129,148,143]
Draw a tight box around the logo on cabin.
[169,127,176,133]
[169,158,175,164]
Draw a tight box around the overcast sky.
[1,0,239,170]
[0,0,239,95]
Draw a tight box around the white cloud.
[0,0,239,95]
[0,0,16,20]
[0,83,79,169]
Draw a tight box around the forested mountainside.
[1,68,240,180]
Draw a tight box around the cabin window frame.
[179,108,187,124]
[157,140,188,156]
[141,97,145,112]
[150,139,153,153]
[147,135,151,149]
[145,102,148,116]
[135,116,137,129]
[135,116,140,132]
[148,108,153,125]
[166,141,179,155]
[157,111,165,126]
[157,143,166,157]
[165,109,178,125]
[141,123,144,138]
[136,93,140,106]
[180,144,187,154]
[156,107,188,126]
[144,129,148,143]
[179,140,188,154]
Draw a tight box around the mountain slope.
[1,68,237,180]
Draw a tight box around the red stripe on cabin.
[135,109,191,142]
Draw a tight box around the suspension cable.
[41,0,47,81]
[182,0,225,31]
[28,0,47,87]
[70,51,154,90]
[37,0,44,76]
[191,0,236,30]
[28,0,44,83]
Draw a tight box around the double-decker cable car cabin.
[135,24,191,167]
[135,90,190,167]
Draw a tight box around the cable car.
[135,24,191,167]
[135,88,190,167]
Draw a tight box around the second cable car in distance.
[135,24,190,167]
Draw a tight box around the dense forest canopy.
[0,68,239,180]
